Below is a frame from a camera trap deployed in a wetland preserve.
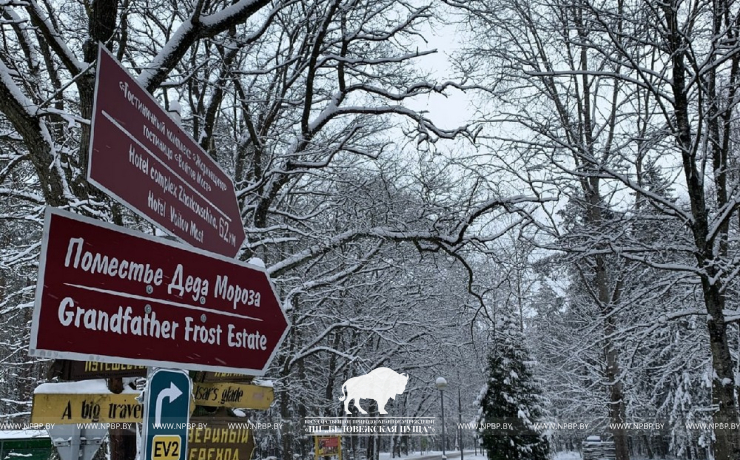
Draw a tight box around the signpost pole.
[69,425,80,460]
[108,377,137,460]
[108,377,125,460]
[142,369,192,460]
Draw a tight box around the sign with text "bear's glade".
[87,44,245,257]
[29,208,290,375]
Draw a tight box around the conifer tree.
[478,316,549,460]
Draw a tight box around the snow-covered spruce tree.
[479,315,549,460]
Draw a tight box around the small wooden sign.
[188,421,254,460]
[32,381,272,424]
[50,361,258,383]
[315,436,341,459]
[49,359,147,381]
[192,382,273,410]
[194,372,254,383]
[31,393,142,424]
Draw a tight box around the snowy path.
[377,451,582,460]
[346,451,676,460]
[378,451,483,460]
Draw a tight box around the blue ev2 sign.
[143,369,192,460]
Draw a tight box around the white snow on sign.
[34,379,138,395]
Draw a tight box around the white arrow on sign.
[154,382,183,428]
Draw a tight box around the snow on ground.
[372,451,675,460]
[554,452,581,460]
[378,450,482,460]
[552,452,679,460]
[376,451,570,460]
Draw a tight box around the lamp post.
[435,377,448,460]
[457,385,464,460]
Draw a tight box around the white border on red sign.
[29,207,291,377]
[85,43,246,258]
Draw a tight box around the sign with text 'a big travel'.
[29,208,290,375]
[31,392,142,425]
[87,44,245,257]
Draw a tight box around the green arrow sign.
[143,369,192,460]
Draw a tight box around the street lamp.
[436,377,448,460]
[457,385,464,460]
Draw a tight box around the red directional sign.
[87,45,245,257]
[29,208,289,375]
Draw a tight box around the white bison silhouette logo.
[339,367,409,414]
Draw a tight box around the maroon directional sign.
[29,208,289,375]
[87,44,245,257]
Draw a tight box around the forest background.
[1,0,740,459]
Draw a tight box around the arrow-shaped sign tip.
[168,382,183,401]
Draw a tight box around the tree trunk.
[702,280,740,460]
[662,2,740,456]
[79,0,121,200]
[587,176,630,460]
[596,257,630,460]
[279,387,293,460]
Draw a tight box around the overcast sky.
[407,20,477,132]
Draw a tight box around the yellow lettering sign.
[191,383,273,410]
[153,435,181,460]
[188,448,238,460]
[31,393,142,425]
